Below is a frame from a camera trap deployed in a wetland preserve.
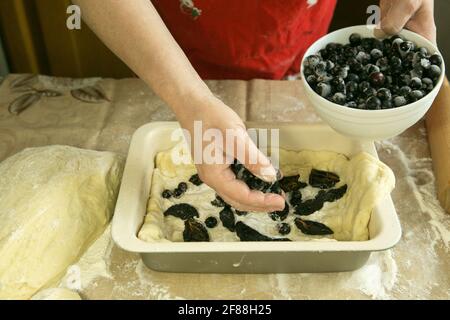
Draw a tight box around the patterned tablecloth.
[0,74,448,300]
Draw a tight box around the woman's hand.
[176,94,285,212]
[379,0,436,43]
[75,0,285,211]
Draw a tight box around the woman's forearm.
[72,0,294,211]
[73,0,212,116]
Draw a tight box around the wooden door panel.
[0,0,133,78]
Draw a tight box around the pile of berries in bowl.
[300,25,445,140]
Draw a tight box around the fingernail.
[373,27,386,39]
[259,165,277,182]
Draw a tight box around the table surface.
[0,74,449,300]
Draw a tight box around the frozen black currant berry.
[422,78,434,92]
[162,189,172,199]
[349,33,362,46]
[381,99,393,109]
[332,92,346,105]
[346,81,358,94]
[277,223,291,236]
[306,75,318,87]
[368,87,377,98]
[343,45,357,58]
[382,38,392,50]
[427,65,441,79]
[205,216,218,228]
[304,55,321,68]
[373,38,383,50]
[394,96,407,107]
[303,67,314,76]
[315,82,332,98]
[369,72,385,87]
[399,86,412,96]
[318,48,329,60]
[399,41,414,55]
[408,90,424,102]
[365,64,380,74]
[331,77,346,93]
[410,66,423,80]
[316,73,333,83]
[327,55,338,64]
[189,174,203,186]
[392,37,404,50]
[370,48,383,60]
[326,60,335,71]
[412,51,426,65]
[289,189,302,206]
[410,77,422,90]
[177,182,188,193]
[269,201,289,221]
[361,37,374,50]
[333,66,349,79]
[326,42,341,52]
[390,56,402,70]
[359,81,371,92]
[337,55,348,65]
[429,54,442,66]
[404,51,415,66]
[173,188,183,198]
[314,61,327,75]
[345,101,358,108]
[390,85,399,94]
[347,73,359,82]
[419,58,431,70]
[356,51,370,64]
[366,96,381,110]
[376,57,390,72]
[347,57,363,73]
[360,82,376,98]
[399,74,412,86]
[418,47,429,56]
[385,75,393,86]
[377,88,392,101]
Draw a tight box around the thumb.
[380,0,419,35]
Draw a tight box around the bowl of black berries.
[301,25,445,140]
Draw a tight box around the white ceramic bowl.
[300,25,445,140]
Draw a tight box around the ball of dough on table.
[0,145,123,299]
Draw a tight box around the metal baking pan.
[112,122,401,273]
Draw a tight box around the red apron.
[152,0,337,80]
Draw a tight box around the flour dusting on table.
[377,139,450,249]
[342,251,398,299]
[59,225,113,291]
[135,261,185,300]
